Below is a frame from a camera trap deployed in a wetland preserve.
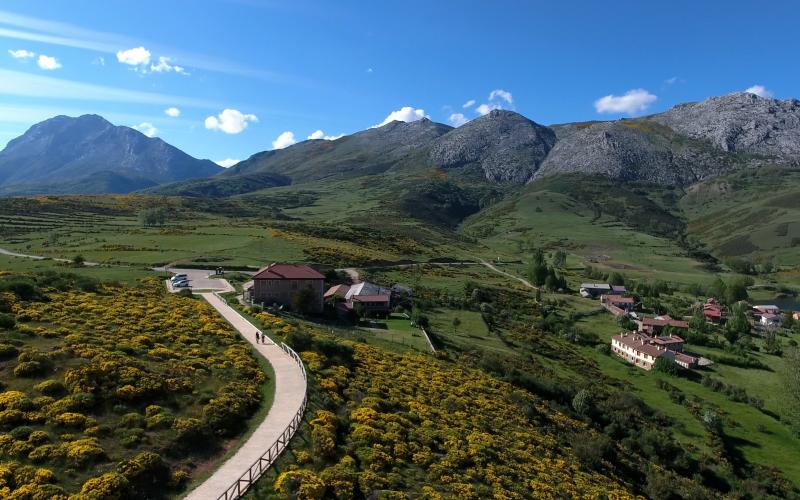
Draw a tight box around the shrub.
[0,313,15,329]
[10,426,33,440]
[274,470,327,499]
[0,343,18,359]
[53,412,87,428]
[13,361,45,377]
[119,412,146,429]
[571,432,613,470]
[116,451,170,497]
[33,380,65,396]
[27,430,50,445]
[653,357,680,375]
[64,437,105,466]
[79,472,130,499]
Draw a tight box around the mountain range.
[0,114,222,196]
[1,92,798,197]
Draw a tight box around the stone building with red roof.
[250,263,325,313]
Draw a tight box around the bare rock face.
[652,92,800,162]
[429,110,557,183]
[535,121,739,185]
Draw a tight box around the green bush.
[13,360,45,377]
[0,313,15,329]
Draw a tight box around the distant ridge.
[153,92,800,198]
[0,114,222,196]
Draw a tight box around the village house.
[703,298,725,324]
[794,311,800,321]
[611,332,699,370]
[580,283,611,298]
[325,281,393,318]
[600,294,635,312]
[637,315,689,335]
[248,263,325,313]
[609,285,627,295]
[760,313,783,327]
[753,305,781,316]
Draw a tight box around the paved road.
[163,268,235,293]
[184,293,307,500]
[0,247,99,266]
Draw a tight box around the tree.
[707,278,727,301]
[138,207,168,227]
[701,409,722,434]
[689,308,708,335]
[572,389,594,417]
[653,356,679,375]
[724,278,749,304]
[552,250,567,268]
[724,302,750,345]
[73,254,86,267]
[292,286,318,315]
[608,272,625,286]
[452,316,461,334]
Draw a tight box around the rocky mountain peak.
[429,109,557,183]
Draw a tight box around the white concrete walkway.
[184,293,307,500]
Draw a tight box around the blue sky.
[0,1,797,166]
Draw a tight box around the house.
[611,332,699,370]
[760,313,783,327]
[600,294,635,312]
[794,311,800,321]
[324,284,350,301]
[250,263,325,313]
[638,315,689,335]
[609,285,627,295]
[351,294,391,317]
[703,298,725,324]
[326,281,393,318]
[345,281,391,300]
[580,283,611,298]
[753,305,781,315]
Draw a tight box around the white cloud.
[665,76,678,85]
[8,49,34,59]
[307,129,342,140]
[744,84,773,98]
[150,56,187,74]
[37,54,61,70]
[0,10,308,84]
[462,99,475,108]
[473,89,514,116]
[366,67,373,73]
[272,131,297,149]
[215,158,240,168]
[475,103,501,116]
[164,107,181,117]
[132,122,157,137]
[204,108,258,134]
[594,88,657,115]
[489,89,513,105]
[375,106,428,127]
[448,113,468,127]
[116,46,150,66]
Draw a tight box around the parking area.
[164,268,235,293]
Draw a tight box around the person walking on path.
[256,331,261,343]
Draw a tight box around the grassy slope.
[681,167,800,280]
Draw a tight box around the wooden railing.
[216,342,307,500]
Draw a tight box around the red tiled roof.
[253,263,325,280]
[642,317,689,329]
[351,294,390,303]
[324,284,350,298]
[602,295,634,304]
[613,334,669,359]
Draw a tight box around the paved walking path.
[184,293,307,500]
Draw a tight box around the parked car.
[170,274,188,282]
[173,281,191,288]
